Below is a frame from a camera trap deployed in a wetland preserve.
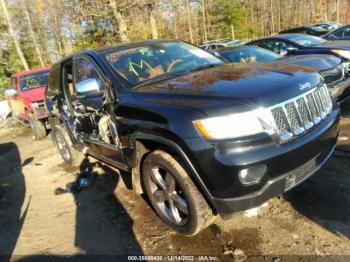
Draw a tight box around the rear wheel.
[51,126,79,166]
[28,113,46,140]
[142,150,214,235]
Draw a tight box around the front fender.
[127,132,218,212]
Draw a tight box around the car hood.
[20,86,46,102]
[316,40,350,49]
[273,54,341,71]
[132,63,321,116]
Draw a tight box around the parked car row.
[3,26,345,235]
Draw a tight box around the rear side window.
[342,28,350,37]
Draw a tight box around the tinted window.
[74,57,104,95]
[343,28,350,37]
[103,41,223,88]
[221,47,281,63]
[74,58,101,84]
[20,71,49,91]
[262,40,293,53]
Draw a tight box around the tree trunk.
[1,0,29,70]
[231,24,235,39]
[201,0,207,42]
[48,0,65,57]
[336,0,340,22]
[148,2,158,39]
[270,0,274,34]
[109,0,129,42]
[23,2,45,67]
[277,0,281,32]
[185,0,194,43]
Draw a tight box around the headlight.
[31,102,39,109]
[332,49,350,60]
[193,108,275,140]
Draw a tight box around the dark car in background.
[311,22,342,31]
[247,34,350,71]
[200,39,245,50]
[279,25,329,36]
[323,24,350,41]
[46,40,339,235]
[215,46,350,102]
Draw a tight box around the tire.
[28,113,47,140]
[142,150,214,235]
[51,126,79,166]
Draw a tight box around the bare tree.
[0,0,29,70]
[109,0,129,42]
[23,0,44,67]
[201,0,208,42]
[185,0,194,43]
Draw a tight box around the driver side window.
[74,57,104,95]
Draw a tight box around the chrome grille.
[269,84,332,143]
[284,153,319,191]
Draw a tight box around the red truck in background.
[5,67,50,139]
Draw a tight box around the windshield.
[20,71,49,91]
[286,34,327,46]
[104,41,224,88]
[220,47,281,63]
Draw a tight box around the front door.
[68,56,127,169]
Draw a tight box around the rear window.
[20,71,49,91]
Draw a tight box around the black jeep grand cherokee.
[46,40,339,235]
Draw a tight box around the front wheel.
[28,113,46,140]
[142,150,214,235]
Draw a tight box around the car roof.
[252,33,308,41]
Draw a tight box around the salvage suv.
[46,40,339,235]
[5,68,49,139]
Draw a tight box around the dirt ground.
[0,104,350,261]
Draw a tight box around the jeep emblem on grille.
[298,82,312,91]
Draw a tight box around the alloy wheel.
[148,166,189,226]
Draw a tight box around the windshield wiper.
[132,72,181,89]
[132,64,219,89]
[188,63,218,73]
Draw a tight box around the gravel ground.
[0,104,350,261]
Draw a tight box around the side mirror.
[4,88,18,97]
[76,78,101,97]
[280,50,288,56]
[286,47,298,54]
